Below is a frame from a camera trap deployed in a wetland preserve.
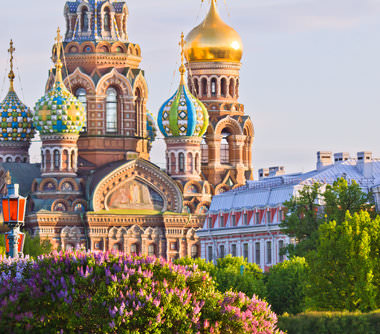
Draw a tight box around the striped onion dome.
[157,75,208,138]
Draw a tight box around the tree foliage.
[281,178,374,257]
[306,211,380,312]
[23,232,52,258]
[266,257,308,315]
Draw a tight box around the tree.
[306,211,380,312]
[281,178,374,257]
[214,255,266,299]
[280,183,322,257]
[23,232,52,258]
[323,178,374,224]
[265,257,307,315]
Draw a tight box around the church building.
[0,0,254,259]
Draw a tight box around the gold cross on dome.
[179,32,186,83]
[7,40,15,91]
[55,27,63,61]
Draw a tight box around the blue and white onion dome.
[0,87,34,142]
[33,32,85,135]
[146,111,157,142]
[157,65,209,138]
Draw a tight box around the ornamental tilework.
[34,82,85,135]
[0,90,34,141]
[157,83,208,138]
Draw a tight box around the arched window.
[195,153,200,173]
[229,78,235,97]
[81,8,89,32]
[75,88,87,131]
[235,79,240,98]
[201,78,207,97]
[194,78,199,96]
[187,152,193,173]
[220,130,231,165]
[54,150,60,169]
[130,243,139,254]
[106,87,117,133]
[71,150,76,170]
[191,245,198,259]
[148,244,155,257]
[179,153,185,172]
[211,78,217,97]
[221,78,227,97]
[6,157,12,163]
[104,8,111,32]
[116,46,123,53]
[170,153,176,173]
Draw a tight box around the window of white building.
[231,244,237,257]
[255,212,260,224]
[279,240,284,263]
[266,241,272,264]
[243,243,249,260]
[243,213,248,225]
[220,245,225,259]
[255,242,261,265]
[208,246,213,262]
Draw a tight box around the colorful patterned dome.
[146,111,157,142]
[158,34,209,138]
[0,90,34,142]
[0,40,34,142]
[33,29,85,135]
[158,81,208,137]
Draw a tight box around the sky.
[1,0,380,176]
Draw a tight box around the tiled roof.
[209,159,380,213]
[0,163,41,196]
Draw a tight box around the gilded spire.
[7,40,15,92]
[54,27,64,84]
[179,32,186,84]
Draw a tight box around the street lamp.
[2,184,26,258]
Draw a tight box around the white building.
[198,151,380,270]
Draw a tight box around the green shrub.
[278,310,380,334]
[265,257,307,315]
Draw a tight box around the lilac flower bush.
[0,252,283,333]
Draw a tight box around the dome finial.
[7,40,15,92]
[54,27,64,84]
[179,32,186,84]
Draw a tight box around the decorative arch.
[214,116,243,136]
[195,201,210,214]
[92,159,183,213]
[58,178,79,192]
[65,42,81,54]
[111,41,127,53]
[39,178,58,192]
[96,41,112,53]
[214,183,231,195]
[243,118,255,137]
[127,224,144,236]
[132,72,148,99]
[52,199,70,212]
[64,67,96,96]
[80,42,95,53]
[96,68,132,96]
[184,181,202,194]
[72,199,87,212]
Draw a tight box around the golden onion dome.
[185,0,243,63]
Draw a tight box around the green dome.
[33,79,85,135]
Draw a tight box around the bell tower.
[45,0,153,169]
[185,0,254,192]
